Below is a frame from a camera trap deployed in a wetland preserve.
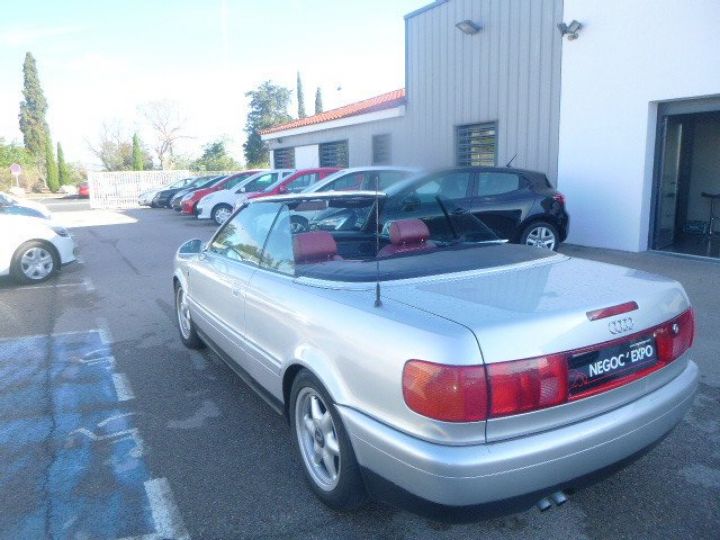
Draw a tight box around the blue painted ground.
[0,331,157,539]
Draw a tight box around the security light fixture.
[558,20,583,40]
[455,19,481,35]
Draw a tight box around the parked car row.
[0,193,77,283]
[145,165,570,250]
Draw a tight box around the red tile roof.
[260,89,406,136]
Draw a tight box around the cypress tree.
[45,138,59,192]
[57,142,70,185]
[19,52,49,159]
[132,133,144,170]
[296,72,306,118]
[314,87,323,114]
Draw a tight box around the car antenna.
[505,153,518,168]
[374,176,382,308]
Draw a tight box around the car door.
[470,171,531,240]
[187,202,279,365]
[242,204,297,397]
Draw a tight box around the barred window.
[456,123,496,167]
[273,147,295,169]
[319,141,349,168]
[372,134,392,165]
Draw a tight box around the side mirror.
[240,187,246,193]
[178,238,204,257]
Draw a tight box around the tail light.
[486,355,567,417]
[402,361,487,422]
[655,309,694,365]
[402,309,694,422]
[553,193,566,205]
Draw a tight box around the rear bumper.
[339,360,698,508]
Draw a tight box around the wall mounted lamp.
[558,20,583,40]
[455,20,482,35]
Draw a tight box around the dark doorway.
[652,99,720,258]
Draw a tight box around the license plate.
[568,336,657,396]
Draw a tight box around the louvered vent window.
[372,134,392,165]
[457,123,497,166]
[319,141,349,168]
[273,147,295,168]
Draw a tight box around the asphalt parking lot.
[1,199,718,539]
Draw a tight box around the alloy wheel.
[176,286,192,339]
[525,226,557,250]
[295,388,341,491]
[214,207,231,225]
[20,247,54,280]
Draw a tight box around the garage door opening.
[652,99,720,259]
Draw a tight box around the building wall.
[266,0,564,182]
[403,0,563,180]
[266,115,407,167]
[558,0,720,251]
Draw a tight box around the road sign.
[10,163,21,186]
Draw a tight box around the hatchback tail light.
[553,193,566,205]
[402,309,694,423]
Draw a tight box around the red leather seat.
[293,231,343,264]
[377,219,436,258]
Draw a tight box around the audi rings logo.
[608,317,634,335]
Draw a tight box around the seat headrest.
[389,219,430,246]
[293,231,338,264]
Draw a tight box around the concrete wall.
[558,0,720,251]
[403,0,563,179]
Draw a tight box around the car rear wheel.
[175,283,204,349]
[290,370,366,510]
[212,204,233,226]
[521,221,559,250]
[11,241,59,284]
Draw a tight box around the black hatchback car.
[153,176,216,208]
[382,167,568,249]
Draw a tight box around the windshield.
[240,172,278,193]
[168,177,193,189]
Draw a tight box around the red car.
[180,170,264,215]
[244,168,340,202]
[77,182,89,198]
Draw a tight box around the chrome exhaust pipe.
[536,497,552,511]
[550,491,568,506]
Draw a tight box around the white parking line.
[83,277,95,292]
[112,373,135,401]
[144,478,190,540]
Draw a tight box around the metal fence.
[87,170,241,209]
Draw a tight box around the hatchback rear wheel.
[521,221,559,250]
[290,370,366,510]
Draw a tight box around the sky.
[0,0,426,169]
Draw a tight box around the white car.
[0,214,76,283]
[0,191,52,219]
[305,167,419,193]
[138,177,195,207]
[197,169,294,225]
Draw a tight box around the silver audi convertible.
[173,189,697,518]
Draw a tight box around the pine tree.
[296,72,306,118]
[57,142,70,186]
[19,52,49,159]
[314,87,323,114]
[45,137,59,192]
[132,133,144,170]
